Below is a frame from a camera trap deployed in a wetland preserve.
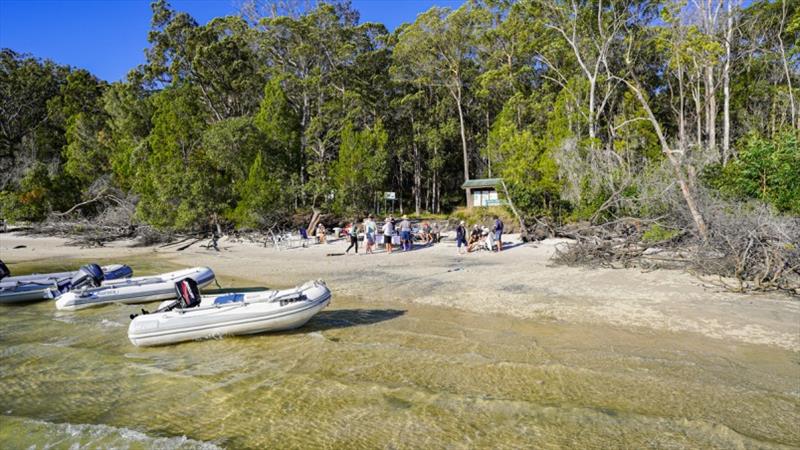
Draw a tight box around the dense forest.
[1,0,798,289]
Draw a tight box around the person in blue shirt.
[492,215,504,252]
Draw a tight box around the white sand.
[2,232,798,351]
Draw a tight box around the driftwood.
[552,210,799,296]
[307,209,321,236]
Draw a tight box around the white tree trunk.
[454,83,470,182]
[624,79,709,240]
[722,0,734,164]
[706,66,716,154]
[778,0,797,128]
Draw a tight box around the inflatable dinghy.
[128,279,331,347]
[0,261,133,304]
[55,267,215,311]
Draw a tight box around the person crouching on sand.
[382,217,394,253]
[316,223,327,244]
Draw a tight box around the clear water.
[1,258,798,449]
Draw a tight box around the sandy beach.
[2,231,797,352]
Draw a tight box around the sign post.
[384,192,396,214]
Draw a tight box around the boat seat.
[213,293,245,305]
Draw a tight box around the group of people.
[454,215,504,254]
[343,214,441,255]
[324,214,504,256]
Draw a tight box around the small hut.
[461,178,502,208]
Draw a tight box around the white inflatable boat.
[128,279,331,347]
[55,267,215,311]
[0,262,133,304]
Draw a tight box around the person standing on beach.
[345,219,359,254]
[382,217,394,253]
[399,215,412,251]
[492,215,504,252]
[364,214,376,254]
[455,220,467,254]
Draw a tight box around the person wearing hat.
[399,215,412,251]
[455,220,467,254]
[469,224,482,246]
[382,217,394,253]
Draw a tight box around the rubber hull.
[0,264,132,304]
[128,281,330,346]
[55,267,215,310]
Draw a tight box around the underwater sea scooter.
[128,278,331,347]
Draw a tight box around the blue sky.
[0,0,464,81]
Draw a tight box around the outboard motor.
[70,264,104,290]
[130,277,201,320]
[0,260,10,280]
[174,277,201,309]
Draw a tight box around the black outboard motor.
[70,264,104,290]
[174,277,201,309]
[0,260,10,280]
[130,277,201,320]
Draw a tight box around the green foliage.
[331,121,389,214]
[450,206,515,231]
[0,162,80,221]
[642,224,679,243]
[254,78,301,173]
[2,0,798,234]
[102,82,153,189]
[707,132,800,214]
[488,96,563,219]
[133,85,214,230]
[229,152,285,228]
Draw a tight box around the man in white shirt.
[382,217,394,254]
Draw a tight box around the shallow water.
[1,258,798,449]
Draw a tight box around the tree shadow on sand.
[283,308,406,334]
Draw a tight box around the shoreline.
[1,231,798,351]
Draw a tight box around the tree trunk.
[500,180,528,241]
[625,79,709,241]
[678,64,686,152]
[705,65,716,154]
[722,0,734,164]
[695,76,703,149]
[588,77,596,147]
[778,0,797,128]
[413,141,421,216]
[454,83,470,182]
[485,109,492,177]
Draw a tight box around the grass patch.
[641,224,679,243]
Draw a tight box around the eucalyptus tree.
[392,4,490,183]
[0,50,68,189]
[255,2,389,205]
[144,0,264,121]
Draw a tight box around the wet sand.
[1,232,797,351]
